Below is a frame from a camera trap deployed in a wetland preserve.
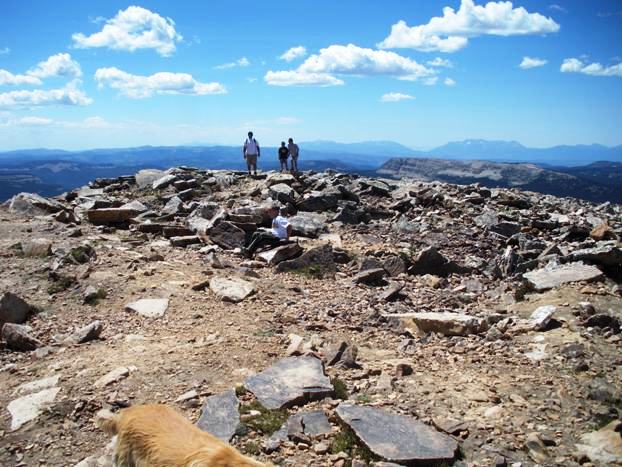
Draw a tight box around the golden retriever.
[97,404,269,467]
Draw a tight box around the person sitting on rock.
[242,204,291,258]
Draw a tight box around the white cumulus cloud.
[0,84,93,109]
[94,67,226,98]
[72,6,183,56]
[519,56,548,69]
[560,58,622,77]
[381,92,415,102]
[378,0,560,53]
[280,46,307,61]
[214,57,250,69]
[265,43,436,87]
[427,57,453,68]
[0,70,41,86]
[27,53,82,79]
[444,77,457,86]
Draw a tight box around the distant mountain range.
[1,139,621,203]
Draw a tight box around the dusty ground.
[0,196,621,466]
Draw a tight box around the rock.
[67,320,104,344]
[21,238,52,257]
[256,243,302,265]
[161,196,184,216]
[286,411,332,437]
[121,200,149,213]
[395,362,413,378]
[7,387,61,430]
[353,268,386,285]
[566,244,622,267]
[335,404,458,464]
[298,191,338,212]
[276,244,336,277]
[575,420,622,464]
[269,183,296,204]
[286,334,305,356]
[244,356,334,409]
[266,173,295,187]
[388,312,488,336]
[87,207,141,225]
[125,298,169,318]
[0,292,33,327]
[525,432,548,463]
[83,286,105,304]
[15,375,60,395]
[208,221,246,250]
[2,323,43,351]
[590,222,616,241]
[152,174,177,190]
[379,282,405,302]
[523,262,604,291]
[332,205,369,224]
[210,277,256,303]
[196,389,240,442]
[585,313,620,333]
[490,221,522,238]
[170,235,201,247]
[409,247,468,277]
[324,341,358,368]
[9,192,64,215]
[530,305,557,331]
[375,372,395,394]
[289,212,326,238]
[135,169,165,188]
[94,366,132,388]
[383,256,407,277]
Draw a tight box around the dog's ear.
[95,409,119,435]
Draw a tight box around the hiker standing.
[278,141,289,173]
[288,137,299,173]
[243,131,260,176]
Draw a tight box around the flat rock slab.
[336,404,458,464]
[8,387,61,431]
[245,356,334,410]
[257,243,302,265]
[575,420,622,464]
[523,262,604,291]
[287,410,332,436]
[15,375,61,396]
[196,389,240,442]
[387,311,487,336]
[87,208,141,225]
[94,366,133,388]
[21,238,53,257]
[125,299,169,318]
[210,277,256,303]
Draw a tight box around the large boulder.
[388,311,488,336]
[276,244,336,277]
[0,292,33,327]
[257,243,303,265]
[566,244,622,267]
[289,212,326,238]
[86,207,142,225]
[298,191,338,212]
[196,390,240,442]
[9,193,64,216]
[152,174,177,190]
[2,323,43,351]
[135,169,165,189]
[208,221,246,250]
[124,299,169,318]
[269,183,296,204]
[21,239,52,257]
[409,247,469,277]
[266,173,296,187]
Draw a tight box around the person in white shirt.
[243,131,261,176]
[242,205,292,257]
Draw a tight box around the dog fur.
[97,404,270,467]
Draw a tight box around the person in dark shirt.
[278,141,289,173]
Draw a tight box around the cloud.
[444,77,457,86]
[378,0,560,53]
[0,70,41,86]
[519,56,548,69]
[423,76,439,86]
[0,84,93,109]
[2,115,113,129]
[214,57,250,69]
[280,46,307,62]
[94,67,227,98]
[381,92,414,102]
[0,47,9,55]
[427,57,453,68]
[18,116,53,126]
[27,53,82,79]
[265,43,436,87]
[548,4,567,13]
[72,6,183,56]
[560,58,622,77]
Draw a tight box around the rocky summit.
[0,166,621,467]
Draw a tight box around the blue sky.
[0,0,621,151]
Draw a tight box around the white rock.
[15,375,60,396]
[125,298,169,318]
[210,277,256,303]
[94,366,134,388]
[8,387,61,430]
[530,305,557,331]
